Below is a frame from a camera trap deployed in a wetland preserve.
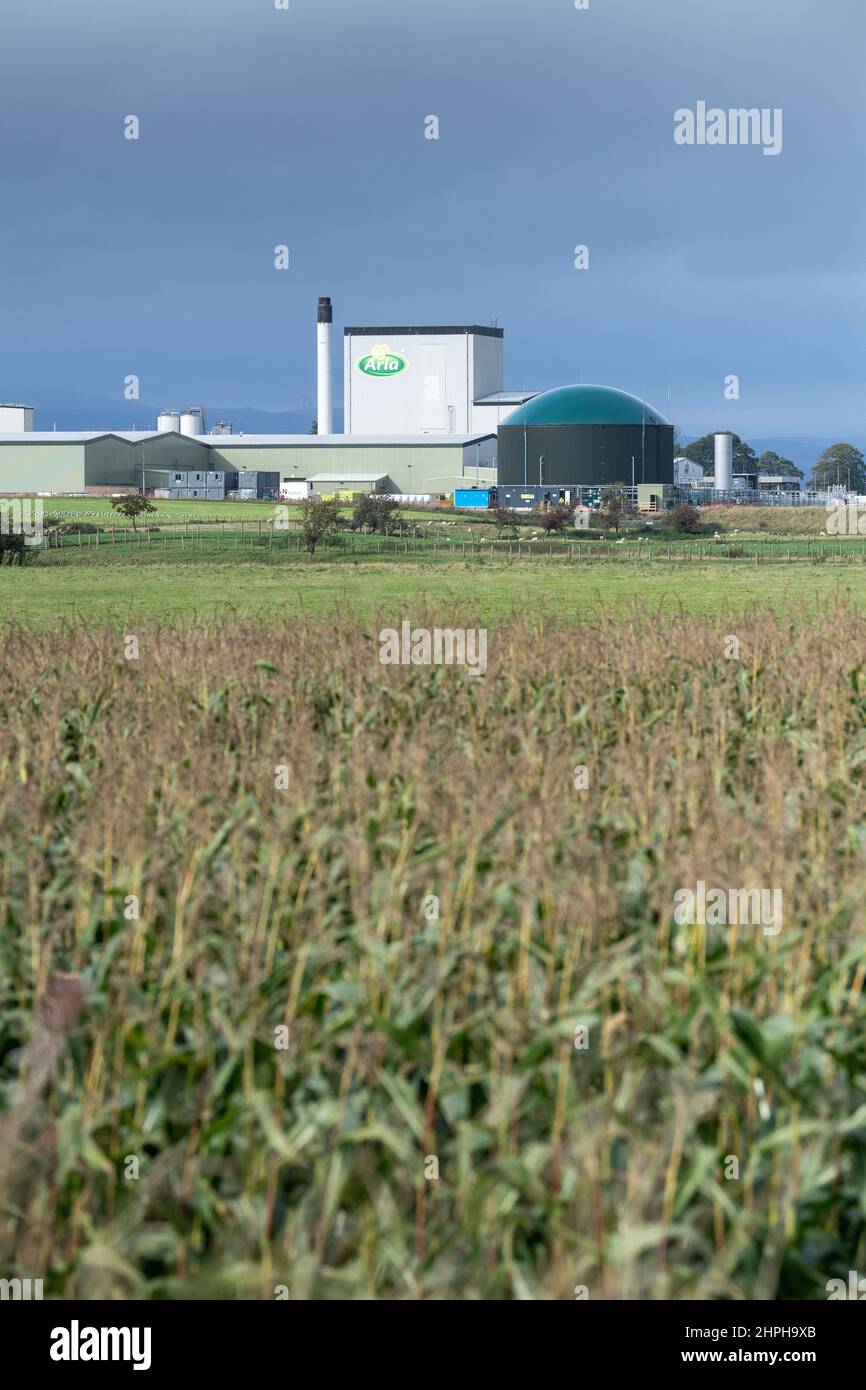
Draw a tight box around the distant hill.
[18,398,342,436]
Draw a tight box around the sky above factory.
[0,0,863,437]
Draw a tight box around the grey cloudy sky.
[0,0,863,434]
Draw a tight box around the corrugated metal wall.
[0,438,495,498]
[210,444,471,495]
[497,424,674,487]
[0,442,86,493]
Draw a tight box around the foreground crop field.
[1,610,865,1299]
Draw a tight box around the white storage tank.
[157,412,181,433]
[180,410,203,437]
[714,432,733,492]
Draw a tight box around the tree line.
[677,434,866,492]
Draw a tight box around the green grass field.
[0,499,861,629]
[3,554,866,628]
[39,496,285,524]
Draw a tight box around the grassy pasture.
[1,609,865,1299]
[3,548,866,628]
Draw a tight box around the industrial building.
[343,323,536,437]
[497,385,674,489]
[0,404,34,432]
[0,298,748,506]
[0,428,496,499]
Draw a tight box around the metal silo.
[179,410,203,437]
[714,433,733,492]
[157,412,180,433]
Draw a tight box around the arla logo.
[357,344,408,378]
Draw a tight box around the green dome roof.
[503,385,669,428]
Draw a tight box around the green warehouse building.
[0,430,497,498]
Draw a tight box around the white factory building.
[343,322,537,436]
[0,404,35,432]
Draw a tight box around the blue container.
[454,489,490,509]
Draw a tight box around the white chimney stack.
[714,431,733,492]
[317,296,333,435]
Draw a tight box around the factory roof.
[0,431,121,443]
[0,430,208,444]
[474,391,540,406]
[501,385,670,428]
[344,325,504,339]
[0,431,494,447]
[211,430,494,447]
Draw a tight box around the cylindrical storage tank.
[179,410,203,437]
[157,412,180,433]
[714,432,733,492]
[497,385,674,488]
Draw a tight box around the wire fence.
[35,526,866,565]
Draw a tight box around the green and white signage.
[356,344,408,378]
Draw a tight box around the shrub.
[670,503,703,534]
[350,495,400,534]
[298,496,344,556]
[490,505,521,538]
[599,484,635,533]
[109,495,157,531]
[538,505,574,533]
[0,533,30,565]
